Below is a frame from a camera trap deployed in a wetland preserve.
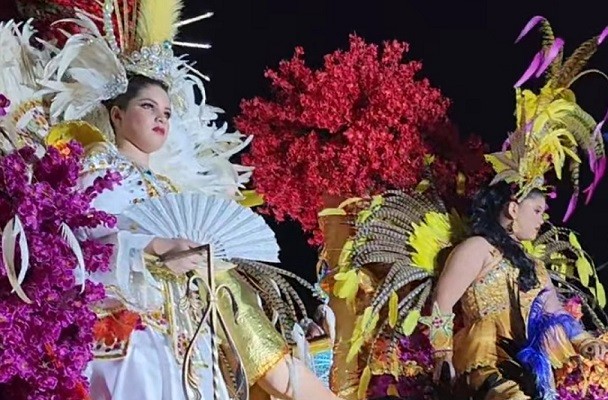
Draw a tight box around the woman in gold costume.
[321,16,608,400]
[428,182,606,399]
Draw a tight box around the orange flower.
[44,342,64,368]
[52,140,72,158]
[75,381,91,400]
[93,310,142,346]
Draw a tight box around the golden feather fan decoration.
[136,0,184,47]
[329,188,467,391]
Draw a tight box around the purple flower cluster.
[367,332,435,399]
[0,142,120,399]
[556,359,608,399]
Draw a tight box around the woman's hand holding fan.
[145,237,205,275]
[120,193,281,265]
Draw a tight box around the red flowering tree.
[236,35,492,243]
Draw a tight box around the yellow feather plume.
[136,0,183,47]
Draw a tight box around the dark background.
[2,1,607,287]
[181,0,608,285]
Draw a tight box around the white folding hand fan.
[118,192,280,262]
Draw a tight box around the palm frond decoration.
[325,187,468,397]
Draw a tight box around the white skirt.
[87,327,229,400]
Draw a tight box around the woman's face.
[111,84,171,154]
[508,194,546,241]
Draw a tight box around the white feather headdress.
[150,104,253,198]
[36,0,253,198]
[37,0,211,123]
[0,19,52,152]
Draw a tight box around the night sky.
[1,1,607,289]
[177,0,608,285]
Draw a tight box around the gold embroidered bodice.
[453,257,550,374]
[459,258,546,325]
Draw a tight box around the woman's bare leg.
[257,355,342,400]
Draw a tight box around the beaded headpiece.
[31,1,254,199]
[39,0,211,122]
[486,16,607,220]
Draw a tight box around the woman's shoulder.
[449,236,500,266]
[454,236,494,253]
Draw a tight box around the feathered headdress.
[486,16,608,221]
[38,0,212,123]
[34,1,254,199]
[0,19,51,152]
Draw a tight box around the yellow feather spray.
[136,0,183,47]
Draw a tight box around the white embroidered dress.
[80,143,230,400]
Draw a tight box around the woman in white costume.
[77,74,341,400]
[35,0,344,399]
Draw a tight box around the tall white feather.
[1,217,32,303]
[38,12,128,124]
[60,223,87,292]
[119,192,279,262]
[151,103,253,199]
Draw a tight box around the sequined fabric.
[454,259,547,374]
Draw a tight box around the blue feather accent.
[516,290,585,400]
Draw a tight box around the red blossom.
[236,35,492,244]
[16,0,137,46]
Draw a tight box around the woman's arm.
[422,236,494,381]
[540,267,608,359]
[257,355,342,400]
[434,236,493,314]
[79,166,163,312]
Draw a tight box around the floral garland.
[0,140,119,399]
[236,35,492,244]
[555,297,608,399]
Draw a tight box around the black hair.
[469,181,544,292]
[102,74,168,132]
[104,74,168,112]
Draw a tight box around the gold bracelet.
[420,302,455,353]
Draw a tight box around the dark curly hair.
[469,181,543,292]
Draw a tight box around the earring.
[506,220,519,235]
